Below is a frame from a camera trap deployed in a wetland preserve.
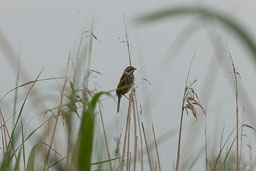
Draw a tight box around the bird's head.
[124,66,136,74]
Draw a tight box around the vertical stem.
[0,118,5,155]
[120,88,134,171]
[142,123,153,171]
[120,105,130,171]
[204,115,208,171]
[0,110,18,161]
[152,124,162,171]
[229,51,239,171]
[176,97,186,171]
[132,97,138,171]
[123,14,132,66]
[133,136,138,171]
[135,96,144,171]
[235,74,239,171]
[98,104,112,171]
[127,111,131,171]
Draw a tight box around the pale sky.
[1,0,256,170]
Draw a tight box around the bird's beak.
[134,68,137,70]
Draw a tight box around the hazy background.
[1,0,256,170]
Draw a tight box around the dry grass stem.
[176,49,205,171]
[135,95,144,171]
[175,97,185,171]
[228,49,240,171]
[44,55,71,170]
[142,123,153,171]
[123,14,132,66]
[0,110,18,162]
[134,136,138,171]
[120,87,134,171]
[0,118,6,155]
[152,124,162,171]
[132,97,138,171]
[204,115,208,171]
[98,104,112,171]
[127,112,131,171]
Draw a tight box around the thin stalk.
[0,110,18,161]
[152,124,161,171]
[228,50,239,171]
[120,88,134,171]
[132,96,138,171]
[239,112,245,169]
[127,109,131,171]
[133,136,138,171]
[1,118,6,155]
[142,123,153,171]
[98,104,112,171]
[123,14,132,66]
[135,95,144,171]
[204,115,208,171]
[175,98,185,171]
[44,55,70,170]
[175,48,197,171]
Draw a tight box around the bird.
[116,66,136,113]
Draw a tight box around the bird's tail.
[117,95,121,113]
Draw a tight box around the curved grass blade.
[134,6,256,62]
[212,128,235,171]
[77,92,109,171]
[91,157,121,166]
[1,68,44,169]
[0,77,65,104]
[26,143,39,171]
[221,137,236,171]
[13,149,22,171]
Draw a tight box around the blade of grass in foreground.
[77,92,109,171]
[213,128,235,171]
[26,143,38,171]
[13,149,21,171]
[0,77,65,104]
[91,157,121,166]
[221,137,236,170]
[0,68,44,170]
[134,6,256,63]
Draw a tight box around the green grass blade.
[0,77,65,104]
[48,156,67,169]
[212,128,235,171]
[1,68,44,169]
[26,143,39,171]
[135,6,256,62]
[0,145,11,171]
[12,118,50,156]
[91,157,121,166]
[13,149,22,171]
[21,117,26,169]
[77,92,109,171]
[12,60,20,128]
[221,137,236,171]
[10,68,44,138]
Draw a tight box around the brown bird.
[116,66,136,113]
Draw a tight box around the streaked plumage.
[116,66,136,113]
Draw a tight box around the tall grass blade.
[221,137,236,171]
[21,118,25,169]
[135,6,256,62]
[0,68,44,170]
[13,149,22,171]
[77,92,109,171]
[26,143,39,171]
[213,128,235,171]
